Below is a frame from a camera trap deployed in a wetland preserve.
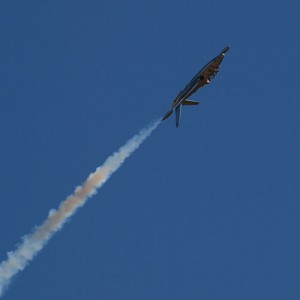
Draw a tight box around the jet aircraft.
[162,46,230,127]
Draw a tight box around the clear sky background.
[0,1,299,299]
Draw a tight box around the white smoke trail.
[0,119,160,297]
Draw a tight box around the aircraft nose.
[222,46,230,54]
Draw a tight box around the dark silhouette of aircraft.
[163,46,230,127]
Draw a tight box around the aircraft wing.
[196,47,229,86]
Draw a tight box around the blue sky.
[0,0,299,299]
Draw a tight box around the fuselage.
[162,46,230,125]
[171,46,230,110]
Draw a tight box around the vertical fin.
[175,105,182,128]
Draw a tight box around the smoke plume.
[0,119,160,297]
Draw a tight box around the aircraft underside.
[162,46,230,127]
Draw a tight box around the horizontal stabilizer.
[182,99,199,106]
